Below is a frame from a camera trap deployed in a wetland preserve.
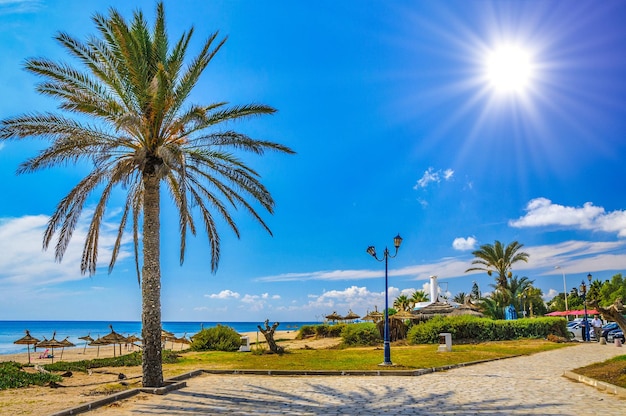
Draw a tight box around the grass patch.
[169,339,569,372]
[0,362,62,389]
[574,354,626,388]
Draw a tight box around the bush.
[191,325,242,352]
[296,325,317,339]
[341,323,381,347]
[0,362,61,389]
[407,316,570,344]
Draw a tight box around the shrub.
[407,316,569,344]
[341,323,381,347]
[191,325,242,352]
[0,362,61,389]
[296,325,317,339]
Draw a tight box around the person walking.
[591,315,603,342]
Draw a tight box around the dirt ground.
[0,331,341,415]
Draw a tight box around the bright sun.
[485,45,534,94]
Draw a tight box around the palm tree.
[465,240,529,289]
[0,3,293,387]
[393,294,411,312]
[410,290,429,308]
[453,292,468,304]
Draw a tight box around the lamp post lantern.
[555,266,568,311]
[367,234,402,366]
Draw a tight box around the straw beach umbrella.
[59,337,75,360]
[391,310,416,320]
[78,334,94,354]
[344,310,360,322]
[125,335,141,351]
[100,325,129,357]
[325,311,343,323]
[36,332,65,363]
[13,330,40,364]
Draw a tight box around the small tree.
[257,319,284,354]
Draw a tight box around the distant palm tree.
[465,240,529,289]
[393,294,411,312]
[0,3,293,387]
[453,292,468,304]
[410,290,429,308]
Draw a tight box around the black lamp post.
[580,273,592,341]
[367,234,402,366]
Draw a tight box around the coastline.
[0,330,301,364]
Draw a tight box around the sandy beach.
[0,330,339,415]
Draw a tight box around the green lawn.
[166,339,570,375]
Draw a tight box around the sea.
[0,320,320,355]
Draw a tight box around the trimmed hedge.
[407,316,569,344]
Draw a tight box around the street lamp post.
[555,266,568,311]
[367,234,402,366]
[580,273,593,341]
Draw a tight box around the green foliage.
[191,325,242,352]
[0,361,62,389]
[341,323,381,347]
[466,240,529,288]
[295,323,348,339]
[42,351,180,372]
[296,325,317,339]
[407,316,569,344]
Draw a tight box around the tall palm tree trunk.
[141,173,163,387]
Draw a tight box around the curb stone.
[562,370,626,398]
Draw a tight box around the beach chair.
[38,349,49,359]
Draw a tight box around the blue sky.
[1,0,626,323]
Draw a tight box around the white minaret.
[429,275,439,303]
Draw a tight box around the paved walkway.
[92,343,625,415]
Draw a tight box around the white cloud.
[0,213,130,289]
[544,288,559,301]
[509,198,626,237]
[206,290,240,299]
[452,236,477,251]
[0,0,41,15]
[413,167,454,190]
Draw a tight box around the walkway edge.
[46,356,519,416]
[563,370,626,398]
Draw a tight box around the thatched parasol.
[36,332,65,363]
[126,334,141,350]
[414,301,455,321]
[362,307,383,323]
[449,303,484,317]
[391,310,417,320]
[161,330,177,349]
[59,337,75,360]
[175,333,191,350]
[89,335,108,357]
[344,309,360,322]
[78,334,94,354]
[325,311,343,323]
[13,330,40,364]
[99,325,129,357]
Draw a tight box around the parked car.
[606,329,625,343]
[601,322,619,340]
[568,321,596,341]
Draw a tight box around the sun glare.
[485,45,534,94]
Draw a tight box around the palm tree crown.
[465,240,529,288]
[0,3,293,387]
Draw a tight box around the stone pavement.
[92,343,625,416]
